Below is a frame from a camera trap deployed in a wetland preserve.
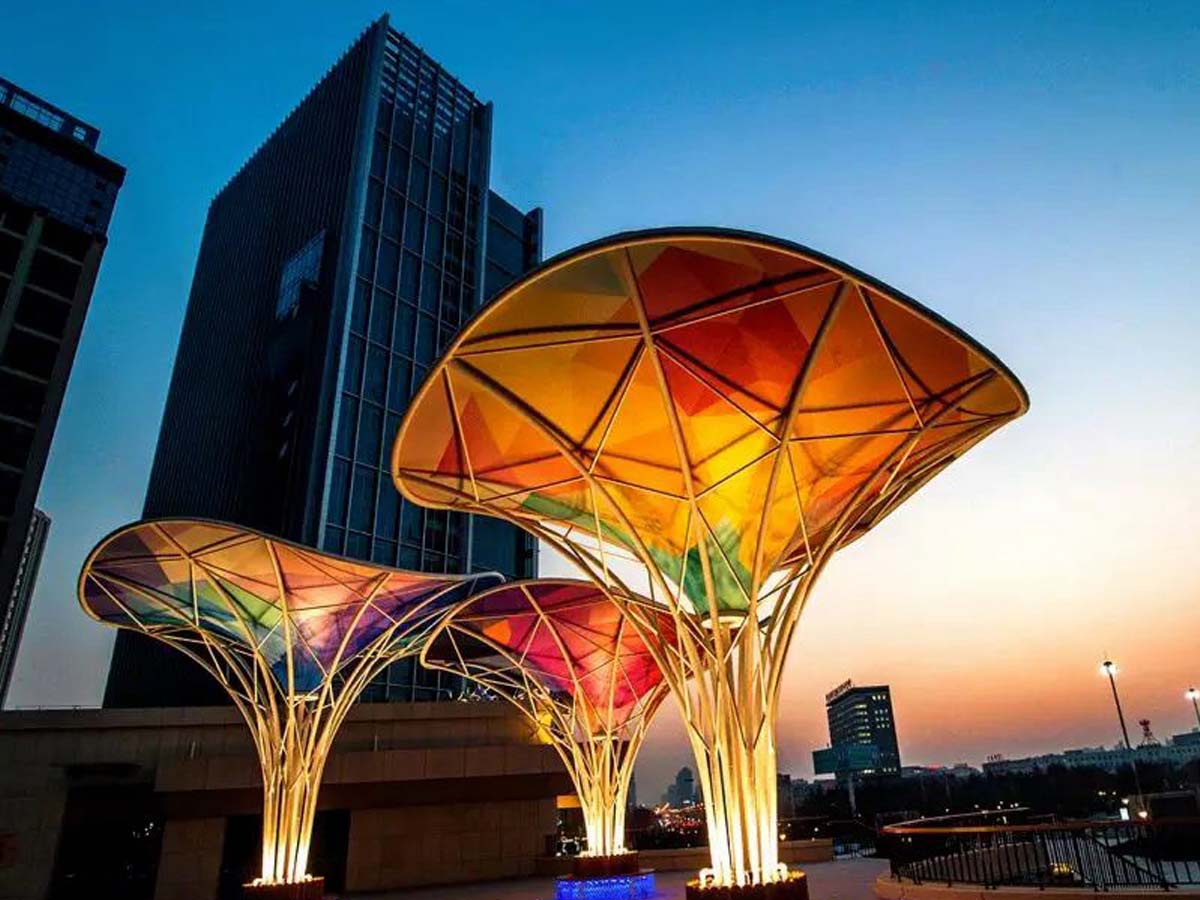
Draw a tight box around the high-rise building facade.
[0,507,48,705]
[817,680,901,779]
[0,79,124,684]
[664,766,697,806]
[104,16,540,707]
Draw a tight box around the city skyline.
[2,0,1197,808]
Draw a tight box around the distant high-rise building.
[789,776,818,811]
[0,79,124,680]
[665,766,697,807]
[777,772,795,819]
[0,507,48,705]
[813,679,901,781]
[104,16,540,707]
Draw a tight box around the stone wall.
[154,819,225,900]
[346,796,557,890]
[0,702,567,900]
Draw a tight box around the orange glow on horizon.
[602,432,1200,790]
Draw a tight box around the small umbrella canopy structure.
[421,579,674,858]
[79,518,502,888]
[393,229,1027,889]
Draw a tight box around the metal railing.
[880,818,1200,890]
[780,817,878,857]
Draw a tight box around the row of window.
[326,450,466,542]
[335,393,402,468]
[368,136,475,216]
[350,276,453,349]
[0,138,115,234]
[350,323,420,397]
[363,175,478,275]
[2,307,71,384]
[356,226,475,329]
[378,33,482,182]
[7,93,65,132]
[330,102,481,573]
[0,201,94,257]
[323,519,466,575]
[374,87,479,182]
[0,229,79,515]
[320,34,520,702]
[348,288,454,377]
[0,263,60,520]
[383,34,477,122]
[2,83,98,145]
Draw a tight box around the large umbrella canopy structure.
[393,229,1027,891]
[421,579,674,859]
[79,519,502,889]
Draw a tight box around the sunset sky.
[3,1,1197,801]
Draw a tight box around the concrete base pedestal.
[573,852,641,877]
[241,876,325,900]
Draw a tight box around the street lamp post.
[1187,688,1200,729]
[1101,660,1132,750]
[1100,659,1143,808]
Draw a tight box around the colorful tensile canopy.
[79,519,503,694]
[392,229,1027,618]
[422,579,674,737]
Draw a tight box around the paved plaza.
[357,857,889,900]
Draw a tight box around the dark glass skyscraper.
[104,16,540,707]
[0,79,124,695]
[0,507,48,705]
[818,680,902,780]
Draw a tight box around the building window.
[275,231,325,319]
[10,94,65,132]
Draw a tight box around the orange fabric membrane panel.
[423,579,674,736]
[393,230,1027,616]
[79,518,503,694]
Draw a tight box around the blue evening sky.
[3,2,1198,796]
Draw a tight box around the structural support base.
[685,871,809,900]
[241,876,325,900]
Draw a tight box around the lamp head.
[1187,687,1199,701]
[1101,660,1117,677]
